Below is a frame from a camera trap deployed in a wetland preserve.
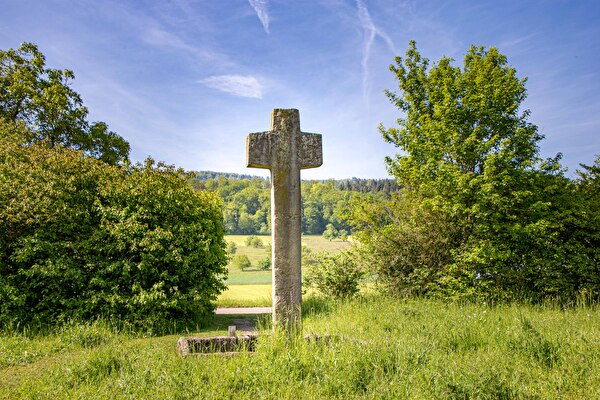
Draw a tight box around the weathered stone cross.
[246,109,322,331]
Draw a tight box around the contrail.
[249,0,270,34]
[356,0,398,104]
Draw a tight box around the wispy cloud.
[356,0,398,103]
[143,26,197,52]
[248,0,270,33]
[199,75,263,98]
[498,32,539,52]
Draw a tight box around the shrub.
[257,258,271,270]
[338,229,349,242]
[257,245,272,270]
[227,241,237,255]
[348,194,468,298]
[245,235,264,248]
[303,251,364,299]
[0,124,228,330]
[322,224,338,241]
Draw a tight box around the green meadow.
[2,296,598,399]
[218,235,352,307]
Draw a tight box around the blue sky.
[1,0,598,179]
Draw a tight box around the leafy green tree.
[567,155,600,297]
[367,41,585,300]
[303,202,325,234]
[338,229,348,242]
[227,241,237,255]
[0,42,129,165]
[381,41,542,211]
[238,211,257,234]
[231,254,251,271]
[257,249,272,270]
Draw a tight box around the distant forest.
[190,171,400,235]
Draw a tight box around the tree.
[381,41,542,211]
[367,41,581,300]
[0,42,129,165]
[232,254,252,271]
[303,201,325,234]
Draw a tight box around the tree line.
[191,174,399,235]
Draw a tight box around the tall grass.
[2,296,599,399]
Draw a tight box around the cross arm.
[246,131,273,169]
[300,132,322,169]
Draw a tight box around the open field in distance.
[219,235,352,307]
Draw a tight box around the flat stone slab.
[215,307,271,315]
[176,335,259,357]
[177,333,342,357]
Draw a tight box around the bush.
[232,254,252,271]
[303,251,364,299]
[257,255,271,271]
[348,194,467,298]
[244,235,264,248]
[227,241,237,255]
[0,124,228,330]
[322,224,338,241]
[257,245,272,270]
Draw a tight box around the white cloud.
[248,0,270,33]
[199,75,263,98]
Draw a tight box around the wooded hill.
[190,171,400,235]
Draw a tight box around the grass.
[217,284,272,307]
[220,234,352,307]
[2,296,599,399]
[224,234,351,277]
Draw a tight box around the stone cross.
[246,109,322,331]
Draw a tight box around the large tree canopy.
[0,42,129,165]
[380,41,544,211]
[353,42,599,301]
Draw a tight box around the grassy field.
[217,284,272,307]
[219,234,352,307]
[224,234,351,272]
[2,296,599,399]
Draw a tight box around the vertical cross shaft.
[246,109,322,332]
